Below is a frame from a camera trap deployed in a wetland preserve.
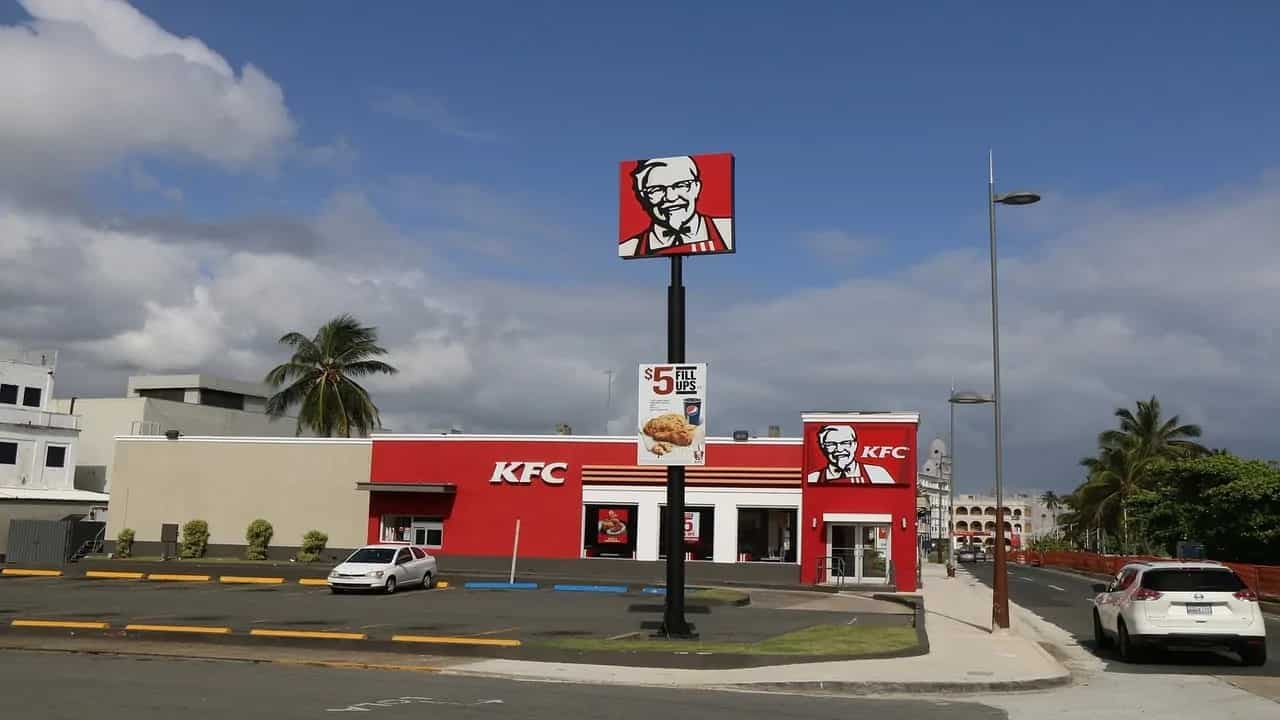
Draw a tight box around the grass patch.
[689,588,749,604]
[539,624,917,656]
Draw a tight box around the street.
[964,561,1280,701]
[0,650,1001,720]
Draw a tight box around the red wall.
[798,418,919,591]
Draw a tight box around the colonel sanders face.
[634,156,702,231]
[817,425,858,474]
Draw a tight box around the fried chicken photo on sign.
[643,413,697,446]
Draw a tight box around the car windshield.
[344,548,395,564]
[1141,568,1246,592]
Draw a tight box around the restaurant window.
[22,387,41,408]
[0,442,16,465]
[0,384,16,404]
[659,505,715,561]
[736,508,796,562]
[45,445,67,468]
[380,515,443,548]
[583,504,639,558]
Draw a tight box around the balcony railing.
[0,405,79,430]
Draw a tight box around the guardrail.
[1016,550,1280,600]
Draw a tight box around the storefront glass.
[658,505,715,561]
[380,515,443,548]
[582,504,638,559]
[736,508,796,562]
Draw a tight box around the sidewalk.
[441,563,1071,694]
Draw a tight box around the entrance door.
[825,523,891,585]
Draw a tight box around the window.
[345,547,395,563]
[200,388,245,411]
[582,504,638,559]
[45,445,66,468]
[137,388,186,403]
[0,441,16,464]
[0,384,16,404]
[660,505,715,561]
[410,547,426,560]
[380,516,443,548]
[1112,569,1138,591]
[22,387,41,408]
[395,548,412,565]
[736,508,796,562]
[1141,568,1246,592]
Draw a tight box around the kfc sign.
[619,153,734,259]
[489,461,568,486]
[803,421,915,486]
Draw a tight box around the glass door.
[827,524,858,584]
[857,524,890,584]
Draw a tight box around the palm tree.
[264,315,398,437]
[1039,490,1062,536]
[1078,439,1158,554]
[1098,395,1208,459]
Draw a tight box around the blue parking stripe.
[464,581,538,590]
[641,586,666,594]
[552,584,628,593]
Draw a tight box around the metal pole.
[988,151,1010,630]
[509,518,521,584]
[947,392,956,577]
[662,255,692,637]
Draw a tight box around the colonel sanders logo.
[806,424,896,485]
[618,154,734,258]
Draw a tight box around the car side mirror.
[1091,583,1108,593]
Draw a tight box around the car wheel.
[1240,644,1267,667]
[384,576,397,594]
[1093,611,1111,649]
[422,571,434,590]
[1117,619,1137,662]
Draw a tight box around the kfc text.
[489,462,568,486]
[860,446,909,460]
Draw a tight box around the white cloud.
[0,0,294,183]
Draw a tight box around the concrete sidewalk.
[443,563,1070,694]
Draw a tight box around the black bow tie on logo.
[660,224,693,243]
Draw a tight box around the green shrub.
[115,528,135,559]
[180,520,209,559]
[245,518,274,560]
[298,530,328,562]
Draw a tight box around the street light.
[947,389,994,577]
[987,151,1041,630]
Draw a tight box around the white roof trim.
[823,513,893,523]
[0,487,110,502]
[801,412,920,424]
[115,436,371,445]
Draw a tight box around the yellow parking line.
[391,634,521,647]
[219,576,285,585]
[436,580,450,588]
[298,578,329,586]
[12,619,109,630]
[250,628,366,641]
[125,624,232,635]
[147,573,211,582]
[86,571,146,580]
[1,568,62,577]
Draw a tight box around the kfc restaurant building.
[363,412,920,591]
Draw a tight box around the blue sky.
[2,1,1278,493]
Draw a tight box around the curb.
[721,674,1072,696]
[871,593,930,657]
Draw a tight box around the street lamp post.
[948,390,994,578]
[987,151,1041,630]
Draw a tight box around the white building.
[917,437,951,543]
[0,352,106,560]
[50,373,299,494]
[952,492,1034,550]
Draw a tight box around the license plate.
[1186,604,1212,616]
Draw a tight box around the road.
[965,561,1280,701]
[0,649,1003,720]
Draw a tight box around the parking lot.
[0,574,911,649]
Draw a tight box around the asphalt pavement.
[0,649,1006,720]
[964,561,1280,701]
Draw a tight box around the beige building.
[952,493,1033,550]
[52,374,301,493]
[109,436,369,557]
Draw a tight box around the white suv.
[1091,561,1267,665]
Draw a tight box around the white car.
[328,544,438,594]
[1091,561,1266,665]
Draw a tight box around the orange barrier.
[1033,550,1279,600]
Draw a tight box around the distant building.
[917,437,951,543]
[50,373,301,494]
[952,493,1036,550]
[1,352,105,560]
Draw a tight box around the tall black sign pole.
[661,254,692,637]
